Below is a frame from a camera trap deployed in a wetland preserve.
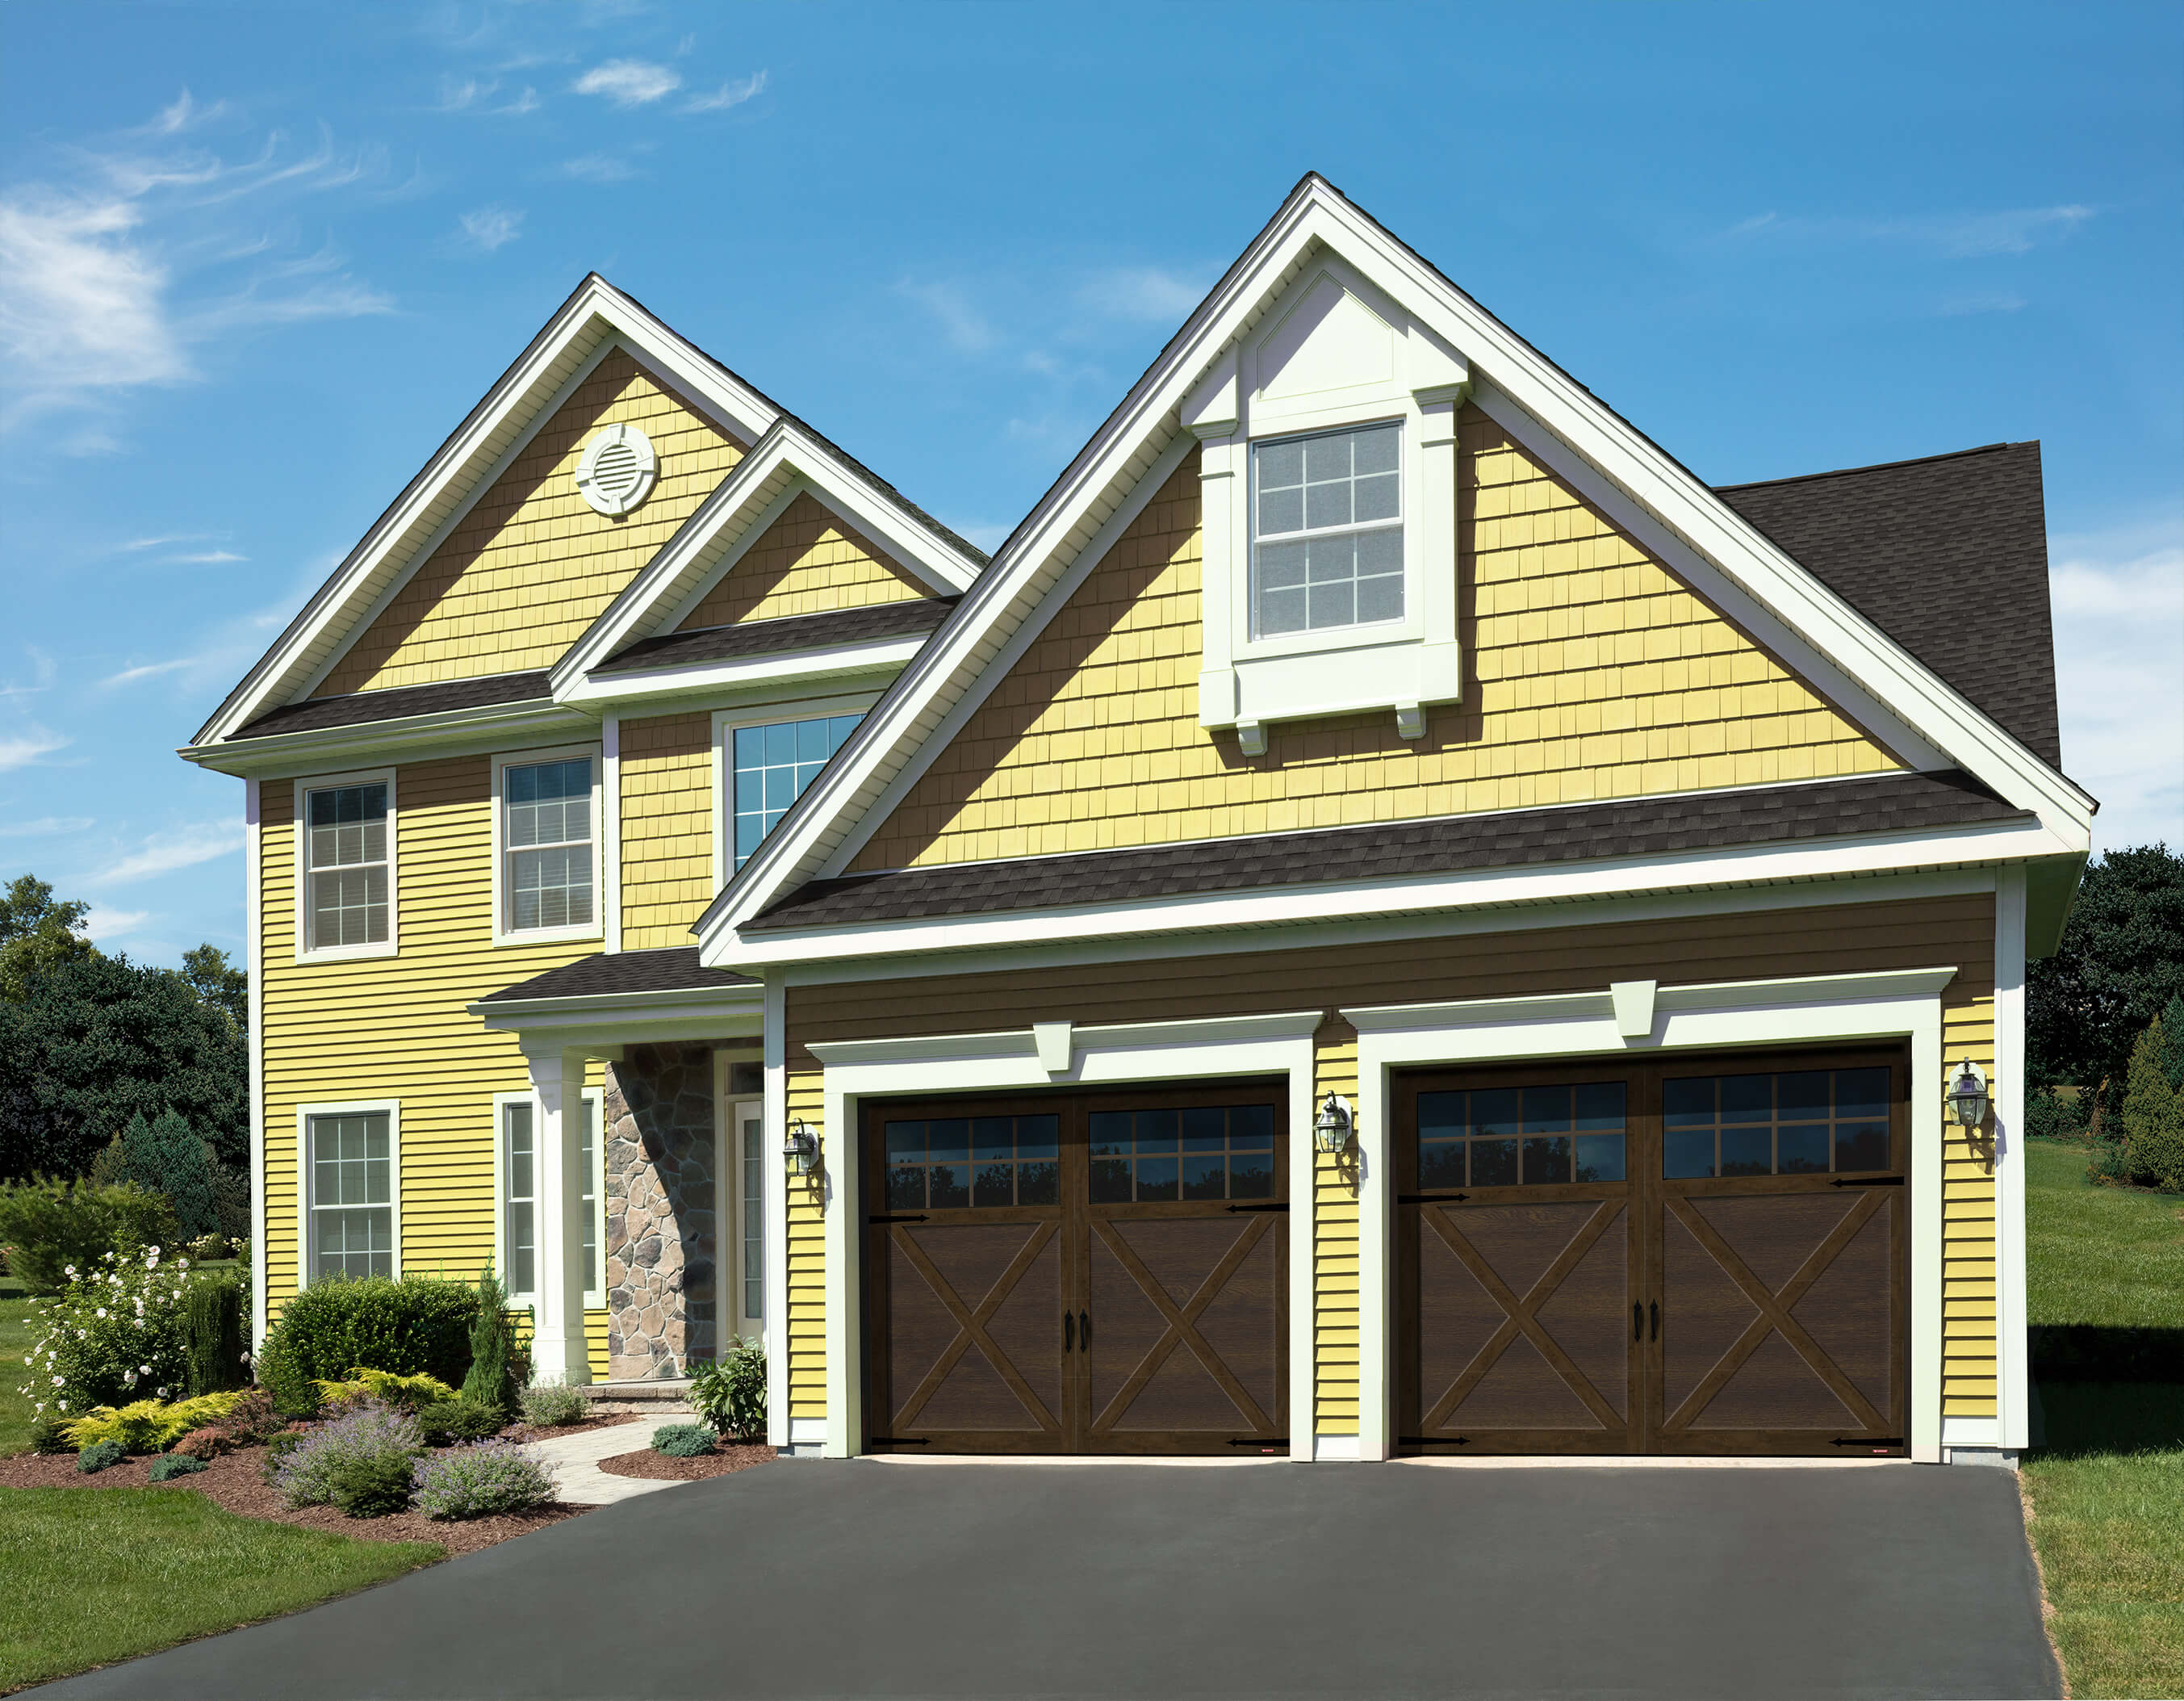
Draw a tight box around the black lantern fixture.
[783,1119,820,1175]
[1946,1062,1989,1130]
[1314,1092,1353,1154]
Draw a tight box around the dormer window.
[1252,423,1402,637]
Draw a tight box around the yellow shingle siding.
[784,1066,827,1420]
[675,491,930,631]
[315,350,743,697]
[851,412,1899,871]
[617,711,713,950]
[1314,1021,1361,1437]
[260,755,609,1377]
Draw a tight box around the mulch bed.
[596,1441,776,1481]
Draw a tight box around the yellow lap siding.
[1314,1023,1361,1437]
[784,1067,827,1420]
[315,350,744,697]
[850,409,1899,872]
[674,490,931,630]
[618,711,713,950]
[1940,991,1999,1417]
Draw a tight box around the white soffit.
[195,275,785,747]
[693,174,2090,962]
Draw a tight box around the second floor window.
[504,757,593,932]
[732,714,860,871]
[1251,421,1403,638]
[304,781,389,949]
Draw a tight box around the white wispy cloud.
[1724,204,2096,259]
[900,279,996,353]
[87,819,246,886]
[572,60,681,107]
[682,70,767,114]
[2048,524,2184,854]
[159,550,246,565]
[0,815,93,838]
[1077,265,1209,324]
[437,78,540,117]
[82,905,152,943]
[1940,291,2027,316]
[102,657,199,686]
[560,153,646,185]
[149,90,233,136]
[0,727,69,770]
[123,531,225,551]
[453,205,525,253]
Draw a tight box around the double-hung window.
[302,778,391,953]
[730,714,860,871]
[307,1110,393,1281]
[500,756,596,937]
[1250,421,1403,638]
[500,1095,600,1303]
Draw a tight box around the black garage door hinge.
[1227,1437,1289,1447]
[869,1436,931,1446]
[1398,1435,1470,1446]
[1397,1192,1468,1205]
[1829,1176,1906,1188]
[868,1213,929,1223]
[1224,1201,1288,1213]
[1831,1436,1905,1447]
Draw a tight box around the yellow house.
[184,175,2088,1468]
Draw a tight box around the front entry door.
[863,1086,1287,1454]
[1400,1048,1907,1456]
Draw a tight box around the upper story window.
[1251,422,1402,637]
[731,714,860,871]
[300,776,394,957]
[503,756,594,935]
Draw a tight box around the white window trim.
[291,767,400,962]
[806,1010,1323,1462]
[490,744,606,949]
[492,1088,605,1311]
[711,693,881,890]
[715,1073,768,1347]
[295,1099,401,1293]
[1341,966,1957,1464]
[1187,250,1469,752]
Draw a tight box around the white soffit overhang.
[690,174,2093,962]
[194,276,787,748]
[547,418,984,702]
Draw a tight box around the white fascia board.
[178,702,597,781]
[550,423,983,698]
[697,177,2087,951]
[717,815,2074,973]
[198,279,782,748]
[555,636,926,713]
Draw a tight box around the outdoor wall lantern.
[1946,1061,1989,1130]
[1314,1093,1354,1155]
[783,1119,821,1175]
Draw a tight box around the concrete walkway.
[528,1412,695,1506]
[34,1461,2061,1700]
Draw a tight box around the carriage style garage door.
[1399,1046,1908,1457]
[863,1084,1287,1454]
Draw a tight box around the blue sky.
[2,0,2178,970]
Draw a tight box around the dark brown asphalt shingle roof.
[232,671,552,739]
[1715,442,2060,768]
[595,598,957,676]
[480,947,754,1003]
[745,771,2026,933]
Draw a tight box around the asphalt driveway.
[36,1460,2060,1700]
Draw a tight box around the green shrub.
[651,1423,714,1458]
[689,1338,767,1440]
[149,1452,207,1482]
[272,1403,425,1510]
[90,1112,222,1241]
[174,1389,285,1459]
[416,1398,505,1448]
[2120,1012,2184,1191]
[182,1270,248,1395]
[15,1246,207,1421]
[329,1452,417,1519]
[411,1441,555,1519]
[259,1429,304,1484]
[518,1380,588,1427]
[257,1274,478,1415]
[0,1178,178,1295]
[2025,1086,2089,1142]
[459,1263,519,1416]
[312,1367,458,1413]
[76,1439,126,1474]
[29,1417,71,1456]
[61,1392,244,1452]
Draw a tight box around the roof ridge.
[1715,442,2025,493]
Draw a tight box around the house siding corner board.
[784,892,2001,1437]
[618,711,714,950]
[259,756,610,1375]
[315,350,745,698]
[674,490,931,631]
[849,411,1901,873]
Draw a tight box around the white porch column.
[525,1045,592,1386]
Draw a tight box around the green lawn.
[2023,1139,2184,1699]
[0,1486,441,1692]
[0,1279,39,1456]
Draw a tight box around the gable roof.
[189,277,976,751]
[592,598,957,677]
[692,173,2093,962]
[1716,442,2060,768]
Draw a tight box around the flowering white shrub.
[16,1246,198,1422]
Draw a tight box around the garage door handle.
[1633,1302,1642,1343]
[1079,1310,1091,1350]
[1650,1301,1659,1343]
[1064,1312,1074,1351]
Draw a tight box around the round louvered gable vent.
[575,422,659,516]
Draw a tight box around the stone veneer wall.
[601,1043,716,1380]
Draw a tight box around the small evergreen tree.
[2119,1012,2184,1192]
[461,1261,520,1415]
[103,1111,220,1238]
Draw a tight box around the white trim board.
[1343,966,1955,1463]
[813,1010,1323,1462]
[245,778,267,1352]
[290,766,400,965]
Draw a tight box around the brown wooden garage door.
[1399,1046,1906,1456]
[863,1083,1287,1454]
